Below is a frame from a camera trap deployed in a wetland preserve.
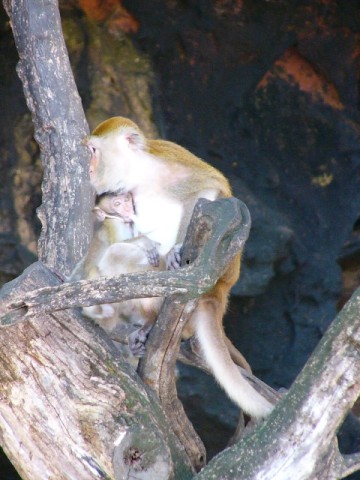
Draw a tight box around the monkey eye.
[88,145,97,155]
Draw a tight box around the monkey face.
[96,193,134,223]
[85,131,145,195]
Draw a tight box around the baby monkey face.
[95,192,134,223]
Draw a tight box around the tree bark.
[1,197,277,473]
[0,0,194,477]
[138,197,255,471]
[195,286,360,480]
[3,0,93,276]
[0,262,193,479]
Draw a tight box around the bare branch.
[0,262,194,479]
[0,198,248,326]
[0,196,253,474]
[3,0,93,275]
[195,287,360,479]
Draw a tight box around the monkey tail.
[224,336,252,373]
[195,308,273,419]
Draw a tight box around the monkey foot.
[128,325,152,357]
[166,243,182,270]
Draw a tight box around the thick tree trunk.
[0,1,194,478]
[0,262,193,479]
[1,197,269,475]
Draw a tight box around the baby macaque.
[85,116,273,418]
[71,191,164,338]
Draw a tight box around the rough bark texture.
[3,0,93,277]
[0,1,194,478]
[1,197,267,474]
[195,287,360,480]
[0,262,193,480]
[0,196,276,478]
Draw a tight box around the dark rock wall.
[122,0,360,462]
[120,0,360,374]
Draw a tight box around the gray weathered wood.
[0,197,261,473]
[0,0,195,478]
[0,262,193,480]
[195,286,360,479]
[3,0,93,276]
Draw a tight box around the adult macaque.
[86,116,273,418]
[71,192,164,335]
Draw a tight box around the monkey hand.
[166,243,182,270]
[145,242,160,267]
[128,324,153,357]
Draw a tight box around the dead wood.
[2,0,93,276]
[0,261,194,479]
[195,286,360,479]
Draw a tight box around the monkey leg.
[82,304,120,333]
[82,304,116,321]
[128,297,163,356]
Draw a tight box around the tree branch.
[0,197,256,474]
[340,452,360,478]
[0,198,249,326]
[137,198,254,470]
[3,0,93,276]
[195,286,360,479]
[0,262,194,479]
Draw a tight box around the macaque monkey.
[71,192,164,337]
[85,116,273,418]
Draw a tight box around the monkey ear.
[126,132,146,151]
